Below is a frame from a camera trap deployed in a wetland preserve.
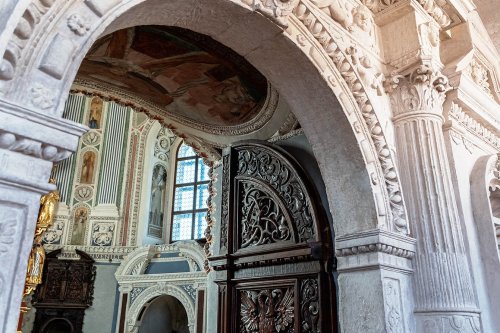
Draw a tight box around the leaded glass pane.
[197,160,210,181]
[178,144,196,158]
[194,211,207,239]
[196,183,209,209]
[176,159,196,184]
[172,213,193,240]
[174,185,194,211]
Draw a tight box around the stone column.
[0,100,85,333]
[388,65,481,331]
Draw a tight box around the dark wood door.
[210,142,337,333]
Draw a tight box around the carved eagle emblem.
[240,288,294,333]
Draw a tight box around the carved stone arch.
[126,283,196,333]
[0,0,407,237]
[470,154,500,329]
[175,241,206,271]
[115,246,156,276]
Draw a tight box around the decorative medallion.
[82,131,100,146]
[74,185,93,201]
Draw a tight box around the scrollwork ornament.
[237,147,315,241]
[239,182,293,248]
[301,279,320,333]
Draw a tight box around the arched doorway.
[41,319,73,333]
[137,295,189,333]
[0,1,413,332]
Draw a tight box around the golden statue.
[18,178,60,333]
[24,180,60,295]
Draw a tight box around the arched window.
[171,143,210,241]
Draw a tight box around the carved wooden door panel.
[210,142,337,333]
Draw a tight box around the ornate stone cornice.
[362,0,454,28]
[335,229,416,259]
[387,65,451,120]
[446,102,500,150]
[44,244,136,262]
[0,129,72,162]
[335,229,416,273]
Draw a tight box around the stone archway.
[127,285,196,333]
[0,1,416,332]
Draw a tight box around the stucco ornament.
[310,0,354,30]
[67,14,91,36]
[241,0,300,27]
[348,46,384,95]
[386,65,451,117]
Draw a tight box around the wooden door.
[210,142,337,333]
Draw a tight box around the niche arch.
[127,285,195,333]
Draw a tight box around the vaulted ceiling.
[76,26,270,128]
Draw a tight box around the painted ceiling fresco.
[78,26,267,127]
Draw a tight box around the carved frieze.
[447,103,500,150]
[240,287,294,333]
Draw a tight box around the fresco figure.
[80,151,96,184]
[71,207,88,245]
[88,97,103,129]
[149,165,167,231]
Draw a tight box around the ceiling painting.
[78,26,267,127]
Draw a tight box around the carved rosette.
[387,65,451,120]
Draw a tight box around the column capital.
[386,65,451,120]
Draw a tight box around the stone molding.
[115,241,206,277]
[44,244,136,262]
[0,99,87,162]
[446,102,500,150]
[335,229,416,273]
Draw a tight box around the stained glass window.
[171,142,210,241]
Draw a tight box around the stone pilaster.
[388,65,482,332]
[0,99,86,333]
[336,230,416,333]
